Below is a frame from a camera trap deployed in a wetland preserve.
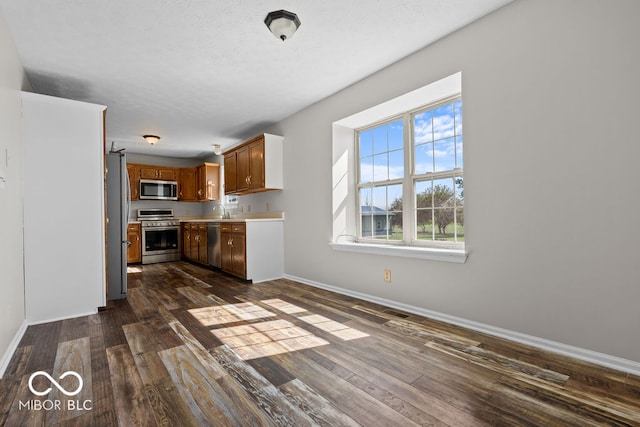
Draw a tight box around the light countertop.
[177,211,285,223]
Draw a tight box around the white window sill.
[330,242,467,263]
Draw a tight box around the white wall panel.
[0,7,27,377]
[22,92,106,323]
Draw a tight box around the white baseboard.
[284,274,640,377]
[27,309,99,326]
[0,320,28,379]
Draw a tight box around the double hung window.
[356,96,463,250]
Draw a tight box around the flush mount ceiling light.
[143,135,160,145]
[213,144,222,155]
[264,9,301,41]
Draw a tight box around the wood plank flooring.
[1,261,639,426]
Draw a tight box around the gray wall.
[265,0,640,364]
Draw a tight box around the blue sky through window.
[414,100,462,174]
[359,119,404,185]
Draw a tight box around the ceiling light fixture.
[143,135,160,145]
[213,144,222,155]
[264,9,301,41]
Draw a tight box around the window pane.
[415,180,432,208]
[388,120,404,151]
[359,187,373,209]
[456,135,463,169]
[455,176,464,202]
[454,99,463,135]
[433,103,455,140]
[359,157,373,184]
[456,207,464,242]
[388,150,404,180]
[415,177,463,243]
[414,110,433,145]
[373,153,388,181]
[434,137,455,172]
[359,130,373,157]
[432,178,455,208]
[433,208,455,238]
[360,184,402,241]
[373,126,387,154]
[416,208,433,240]
[414,143,433,174]
[416,179,433,241]
[359,119,405,186]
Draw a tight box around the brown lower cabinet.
[182,222,208,265]
[221,223,246,279]
[127,223,141,263]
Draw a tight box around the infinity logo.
[28,371,83,397]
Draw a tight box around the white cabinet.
[220,220,284,283]
[245,220,284,283]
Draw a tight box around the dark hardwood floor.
[1,261,639,426]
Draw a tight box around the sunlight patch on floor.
[212,319,329,360]
[262,299,370,341]
[260,298,308,314]
[190,299,368,360]
[299,314,370,341]
[189,303,275,326]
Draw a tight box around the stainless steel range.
[138,208,181,264]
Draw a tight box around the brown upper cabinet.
[128,163,178,201]
[224,152,238,194]
[223,133,283,195]
[179,167,198,201]
[180,163,220,201]
[196,163,220,201]
[139,165,178,181]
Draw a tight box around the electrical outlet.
[266,202,270,212]
[247,204,251,213]
[384,269,391,282]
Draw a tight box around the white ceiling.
[1,0,512,158]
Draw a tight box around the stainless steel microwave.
[139,179,178,200]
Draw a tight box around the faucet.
[215,204,230,219]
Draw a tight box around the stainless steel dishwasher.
[207,223,221,268]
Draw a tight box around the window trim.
[330,241,467,263]
[355,95,464,251]
[331,71,466,263]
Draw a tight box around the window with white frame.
[356,96,463,249]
